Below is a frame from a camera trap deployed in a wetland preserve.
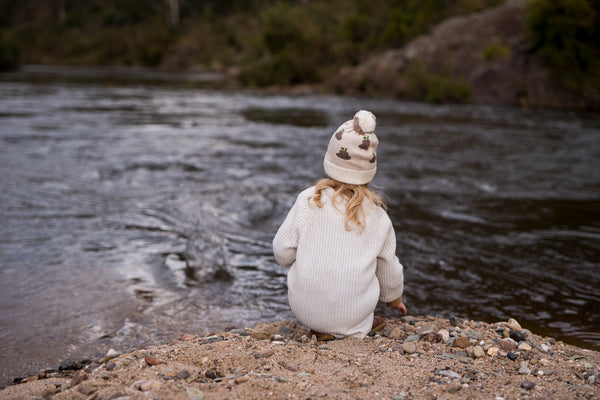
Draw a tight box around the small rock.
[132,380,155,391]
[500,339,517,352]
[389,327,404,340]
[105,361,116,371]
[508,318,522,332]
[120,355,136,366]
[176,370,191,380]
[587,375,596,384]
[276,376,289,383]
[519,365,531,375]
[520,381,535,390]
[70,370,88,386]
[180,333,196,341]
[487,347,500,357]
[417,324,437,336]
[186,387,204,400]
[402,342,417,354]
[507,352,518,361]
[465,346,474,358]
[59,359,81,371]
[278,326,296,337]
[473,346,485,359]
[453,336,470,349]
[540,344,550,352]
[518,342,532,352]
[509,330,527,342]
[254,350,275,359]
[435,369,461,379]
[145,356,163,366]
[438,329,450,343]
[404,335,420,343]
[449,316,463,327]
[205,369,217,380]
[234,376,249,384]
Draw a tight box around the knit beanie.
[323,110,378,185]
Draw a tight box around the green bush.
[481,40,511,62]
[404,62,473,103]
[526,0,600,92]
[0,32,20,71]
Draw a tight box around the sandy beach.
[1,315,599,399]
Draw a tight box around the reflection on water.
[0,66,599,384]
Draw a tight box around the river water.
[1,66,599,383]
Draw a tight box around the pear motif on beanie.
[323,110,379,185]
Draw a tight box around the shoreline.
[1,315,599,399]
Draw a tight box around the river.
[0,66,599,384]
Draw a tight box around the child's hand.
[386,296,407,315]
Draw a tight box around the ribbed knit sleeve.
[272,191,307,268]
[375,218,404,302]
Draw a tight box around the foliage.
[0,31,20,71]
[525,0,600,92]
[481,40,511,62]
[404,62,473,103]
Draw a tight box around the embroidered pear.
[335,128,345,140]
[359,136,370,150]
[369,153,376,163]
[336,147,351,160]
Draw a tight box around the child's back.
[273,110,406,339]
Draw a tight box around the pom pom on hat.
[323,110,378,185]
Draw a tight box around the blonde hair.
[308,178,385,232]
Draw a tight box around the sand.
[1,315,599,400]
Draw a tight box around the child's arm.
[272,198,300,268]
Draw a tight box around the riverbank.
[2,316,598,400]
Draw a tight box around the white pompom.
[353,110,376,134]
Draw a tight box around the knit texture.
[273,186,404,338]
[323,110,378,185]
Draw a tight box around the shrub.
[403,62,473,103]
[526,0,600,92]
[0,32,20,71]
[481,40,511,62]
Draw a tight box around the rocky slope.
[2,316,599,399]
[333,0,596,109]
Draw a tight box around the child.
[273,110,407,341]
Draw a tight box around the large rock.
[333,0,577,108]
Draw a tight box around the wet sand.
[2,316,599,399]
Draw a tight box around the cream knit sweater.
[273,186,404,338]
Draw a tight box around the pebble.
[404,335,420,343]
[520,381,535,390]
[402,342,417,354]
[417,324,437,336]
[176,370,191,380]
[518,362,531,375]
[507,352,518,361]
[500,339,517,352]
[234,376,249,384]
[278,326,296,337]
[254,350,275,359]
[145,356,163,366]
[389,327,404,340]
[186,387,204,400]
[507,318,522,332]
[487,347,500,357]
[473,345,485,359]
[438,329,450,343]
[518,342,532,352]
[105,361,116,371]
[205,369,217,380]
[58,359,81,371]
[120,355,136,366]
[449,316,463,327]
[435,369,461,379]
[132,379,155,391]
[453,336,470,349]
[509,330,527,342]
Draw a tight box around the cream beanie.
[323,110,378,185]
